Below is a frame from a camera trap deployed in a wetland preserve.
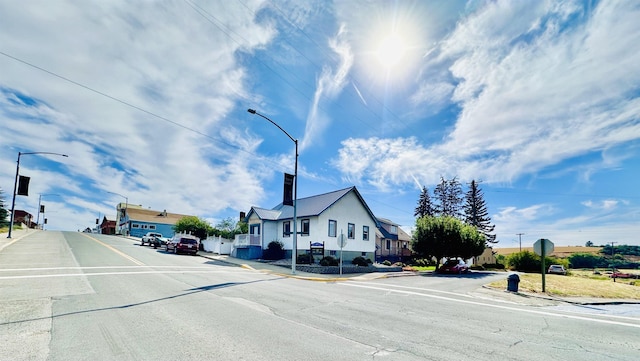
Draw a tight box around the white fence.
[201,235,233,255]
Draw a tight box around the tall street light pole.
[8,152,68,238]
[37,193,60,229]
[107,191,128,235]
[247,108,299,275]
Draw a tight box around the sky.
[1,0,639,247]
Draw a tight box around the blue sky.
[1,0,639,247]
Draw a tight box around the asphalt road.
[1,231,638,360]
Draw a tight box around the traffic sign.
[533,238,554,256]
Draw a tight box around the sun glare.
[376,34,406,68]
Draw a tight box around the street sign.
[337,233,347,248]
[533,238,554,256]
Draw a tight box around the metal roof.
[247,186,378,225]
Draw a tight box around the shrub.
[412,258,433,267]
[263,240,285,260]
[470,265,484,271]
[297,253,314,264]
[352,256,371,267]
[482,263,505,270]
[320,256,339,266]
[382,260,392,266]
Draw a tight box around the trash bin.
[507,274,520,292]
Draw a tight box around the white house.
[238,186,378,262]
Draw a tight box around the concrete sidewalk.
[196,251,415,282]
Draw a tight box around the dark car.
[166,235,199,255]
[438,259,469,274]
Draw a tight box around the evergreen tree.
[0,188,9,227]
[463,180,497,244]
[433,177,463,218]
[414,186,434,218]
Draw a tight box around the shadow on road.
[0,278,281,327]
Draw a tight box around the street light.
[8,152,68,238]
[107,191,128,235]
[247,108,299,274]
[37,193,60,229]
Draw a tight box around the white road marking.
[0,269,244,280]
[340,282,640,329]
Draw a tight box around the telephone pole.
[516,233,524,252]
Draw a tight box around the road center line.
[0,270,240,280]
[80,234,145,265]
[340,283,640,329]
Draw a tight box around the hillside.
[494,246,603,258]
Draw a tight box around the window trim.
[362,225,369,240]
[348,223,355,239]
[328,220,337,237]
[283,221,291,237]
[301,219,310,236]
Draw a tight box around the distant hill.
[494,246,603,258]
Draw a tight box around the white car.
[547,264,567,275]
[141,232,163,246]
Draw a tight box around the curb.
[482,285,640,306]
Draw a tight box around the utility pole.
[516,233,524,252]
[610,241,617,257]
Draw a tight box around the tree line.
[412,177,496,266]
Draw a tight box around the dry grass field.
[493,246,603,257]
[487,271,640,299]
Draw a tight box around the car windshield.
[180,238,197,244]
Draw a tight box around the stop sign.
[533,238,554,256]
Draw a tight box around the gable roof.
[126,207,190,225]
[247,186,378,225]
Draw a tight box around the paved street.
[1,231,639,360]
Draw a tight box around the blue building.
[117,205,192,238]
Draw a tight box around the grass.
[487,271,640,299]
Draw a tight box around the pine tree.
[463,180,497,244]
[0,188,9,227]
[434,177,463,218]
[414,186,434,218]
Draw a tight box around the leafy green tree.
[412,216,485,268]
[173,216,210,240]
[463,180,496,244]
[433,177,463,218]
[0,188,9,228]
[584,240,594,247]
[568,253,607,268]
[414,186,434,218]
[507,251,568,273]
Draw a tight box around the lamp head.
[247,109,256,114]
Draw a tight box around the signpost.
[533,238,554,292]
[338,231,347,275]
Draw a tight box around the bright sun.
[376,34,406,68]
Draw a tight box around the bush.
[297,253,314,264]
[507,251,569,273]
[320,256,339,266]
[352,256,372,267]
[411,258,433,267]
[263,240,285,260]
[382,260,392,266]
[470,265,485,271]
[482,263,505,270]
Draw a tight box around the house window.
[301,219,310,236]
[390,225,397,234]
[283,221,291,237]
[330,250,337,256]
[348,223,355,239]
[386,240,391,250]
[132,223,140,229]
[361,252,367,257]
[250,224,260,235]
[363,225,369,240]
[328,220,337,237]
[403,242,408,249]
[149,225,156,230]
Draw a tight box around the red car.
[165,235,199,255]
[438,259,470,274]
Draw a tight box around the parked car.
[438,259,469,274]
[141,232,163,246]
[151,235,169,248]
[547,264,567,275]
[166,235,199,255]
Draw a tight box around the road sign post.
[338,230,347,275]
[533,238,554,292]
